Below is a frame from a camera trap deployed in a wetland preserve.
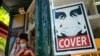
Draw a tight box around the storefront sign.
[51,2,96,55]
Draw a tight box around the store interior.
[0,0,35,55]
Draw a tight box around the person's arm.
[16,49,24,56]
[30,50,35,56]
[10,41,18,55]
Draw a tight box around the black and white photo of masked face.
[55,6,87,37]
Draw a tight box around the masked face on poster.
[52,3,96,55]
[55,6,87,37]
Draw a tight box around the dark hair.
[19,33,28,41]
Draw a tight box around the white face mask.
[20,44,27,48]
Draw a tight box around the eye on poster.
[51,2,97,55]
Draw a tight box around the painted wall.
[12,14,24,28]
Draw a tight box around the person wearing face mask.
[15,33,35,56]
[10,33,35,56]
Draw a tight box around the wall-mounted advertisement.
[51,2,97,55]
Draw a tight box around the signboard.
[51,2,97,55]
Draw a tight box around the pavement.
[0,52,5,56]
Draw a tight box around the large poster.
[51,2,97,55]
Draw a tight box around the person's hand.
[13,38,20,49]
[16,38,20,44]
[16,48,25,56]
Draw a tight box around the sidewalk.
[0,52,5,56]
